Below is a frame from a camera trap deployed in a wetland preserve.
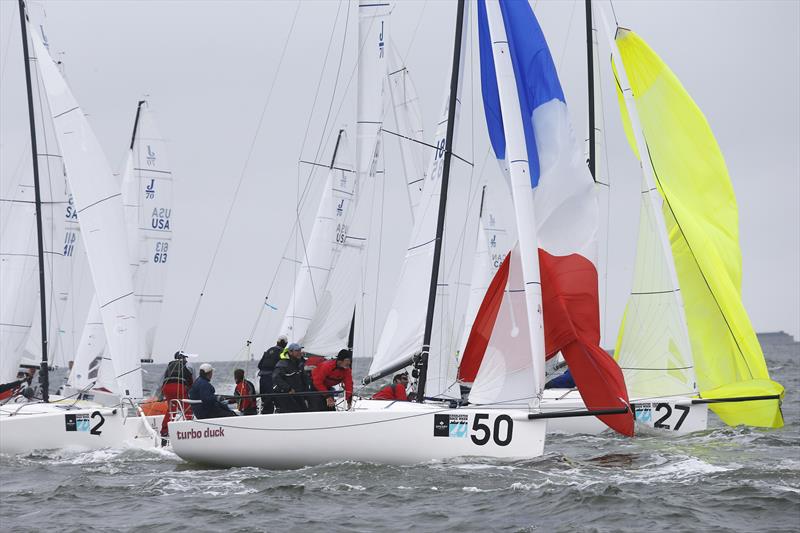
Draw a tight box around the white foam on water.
[321,483,366,492]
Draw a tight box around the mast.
[585,0,596,179]
[330,129,344,169]
[129,99,146,150]
[18,0,49,402]
[415,0,466,401]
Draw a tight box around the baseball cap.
[199,363,214,373]
[287,342,303,351]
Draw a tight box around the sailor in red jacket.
[310,349,353,411]
[372,372,409,401]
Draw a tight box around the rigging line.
[181,1,302,349]
[246,0,350,343]
[381,128,474,167]
[294,0,351,313]
[609,0,620,27]
[31,30,59,346]
[644,139,756,379]
[557,0,578,74]
[0,5,16,83]
[402,0,428,61]
[595,23,613,344]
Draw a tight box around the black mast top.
[18,0,49,402]
[129,100,146,150]
[415,0,467,402]
[585,0,596,180]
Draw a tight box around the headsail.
[610,26,783,427]
[31,29,143,398]
[475,0,632,435]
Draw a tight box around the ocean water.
[1,333,798,532]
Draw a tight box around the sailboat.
[521,2,784,435]
[169,0,632,469]
[0,1,161,454]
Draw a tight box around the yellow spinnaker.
[614,28,783,428]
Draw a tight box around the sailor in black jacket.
[272,343,309,413]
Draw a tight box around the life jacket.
[235,380,257,412]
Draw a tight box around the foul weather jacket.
[272,357,309,394]
[371,382,408,401]
[311,359,353,402]
[189,375,233,419]
[258,345,284,376]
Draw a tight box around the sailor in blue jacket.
[188,363,237,419]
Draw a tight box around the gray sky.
[1,0,798,363]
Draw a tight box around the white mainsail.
[124,102,173,360]
[367,7,469,400]
[31,29,143,398]
[600,11,697,399]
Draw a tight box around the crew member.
[189,363,236,419]
[545,369,575,389]
[371,372,409,401]
[272,343,309,413]
[310,349,353,411]
[258,335,287,414]
[160,351,195,437]
[232,368,258,415]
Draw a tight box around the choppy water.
[2,333,798,532]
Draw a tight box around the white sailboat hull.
[541,388,708,435]
[169,402,545,469]
[0,402,162,454]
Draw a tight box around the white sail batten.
[31,30,143,398]
[477,0,546,395]
[600,10,697,399]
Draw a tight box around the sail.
[125,102,173,359]
[0,26,74,380]
[69,295,115,392]
[611,27,783,427]
[0,174,38,383]
[386,40,427,220]
[598,20,697,401]
[457,179,514,380]
[279,132,359,354]
[468,244,538,405]
[367,12,468,396]
[477,0,631,435]
[31,29,143,398]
